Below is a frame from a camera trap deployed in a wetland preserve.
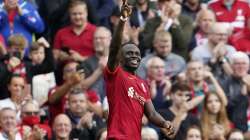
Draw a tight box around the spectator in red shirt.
[53,0,96,62]
[48,60,82,124]
[104,2,174,140]
[48,60,102,124]
[208,0,250,32]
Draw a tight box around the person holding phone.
[0,35,55,99]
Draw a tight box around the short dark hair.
[68,88,86,100]
[30,42,43,52]
[7,73,25,85]
[121,41,139,48]
[68,0,87,11]
[171,82,190,93]
[8,34,27,49]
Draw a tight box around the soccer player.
[104,1,175,140]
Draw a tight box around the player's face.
[121,44,141,72]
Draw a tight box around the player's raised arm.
[107,0,132,72]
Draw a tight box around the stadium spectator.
[52,114,72,140]
[20,99,52,140]
[0,35,54,99]
[188,9,216,51]
[79,27,111,100]
[0,0,45,53]
[186,60,227,115]
[0,74,27,112]
[159,83,200,140]
[48,60,82,123]
[201,92,230,140]
[53,0,96,62]
[191,22,236,65]
[29,38,56,106]
[0,108,22,140]
[66,89,105,139]
[208,0,250,32]
[145,56,172,111]
[139,0,193,58]
[37,0,99,43]
[220,52,250,132]
[137,30,186,80]
[185,125,202,140]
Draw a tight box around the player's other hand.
[121,0,132,18]
[161,121,175,138]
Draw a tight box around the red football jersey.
[104,66,151,140]
[208,0,250,31]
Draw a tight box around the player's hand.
[161,121,175,138]
[121,0,132,19]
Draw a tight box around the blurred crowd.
[0,0,250,139]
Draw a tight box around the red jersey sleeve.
[103,65,121,80]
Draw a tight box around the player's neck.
[122,66,136,75]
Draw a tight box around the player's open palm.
[121,0,132,18]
